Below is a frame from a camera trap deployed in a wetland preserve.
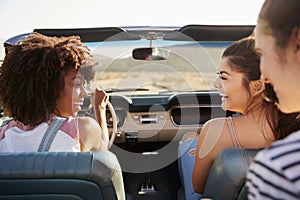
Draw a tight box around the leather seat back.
[202,148,260,200]
[0,151,125,200]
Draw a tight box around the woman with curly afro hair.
[0,32,109,152]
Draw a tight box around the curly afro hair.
[0,32,93,126]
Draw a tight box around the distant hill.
[92,44,223,73]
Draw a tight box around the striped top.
[246,130,300,200]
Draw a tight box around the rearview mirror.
[132,47,169,61]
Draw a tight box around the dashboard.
[90,91,228,144]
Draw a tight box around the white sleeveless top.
[0,116,81,152]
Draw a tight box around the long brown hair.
[222,36,300,140]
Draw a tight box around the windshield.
[85,32,231,96]
[0,0,263,60]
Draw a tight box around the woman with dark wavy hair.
[178,36,300,200]
[0,32,109,152]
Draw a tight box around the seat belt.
[37,117,67,152]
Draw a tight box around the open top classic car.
[0,24,258,200]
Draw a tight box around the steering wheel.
[106,101,117,149]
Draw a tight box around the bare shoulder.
[78,116,98,123]
[204,117,228,124]
[77,117,101,131]
[77,117,102,151]
[199,117,229,146]
[196,117,229,162]
[201,117,228,133]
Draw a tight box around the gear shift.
[138,151,158,195]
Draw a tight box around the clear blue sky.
[0,0,264,59]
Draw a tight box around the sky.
[0,0,264,59]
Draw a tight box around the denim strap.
[38,117,66,152]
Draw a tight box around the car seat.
[202,148,260,200]
[0,151,126,200]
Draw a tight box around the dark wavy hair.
[223,36,300,140]
[0,32,92,126]
[263,83,300,139]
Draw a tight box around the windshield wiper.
[105,88,149,93]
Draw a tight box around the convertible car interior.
[0,24,255,200]
[0,151,126,200]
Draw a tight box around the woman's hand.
[92,88,109,150]
[93,88,108,110]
